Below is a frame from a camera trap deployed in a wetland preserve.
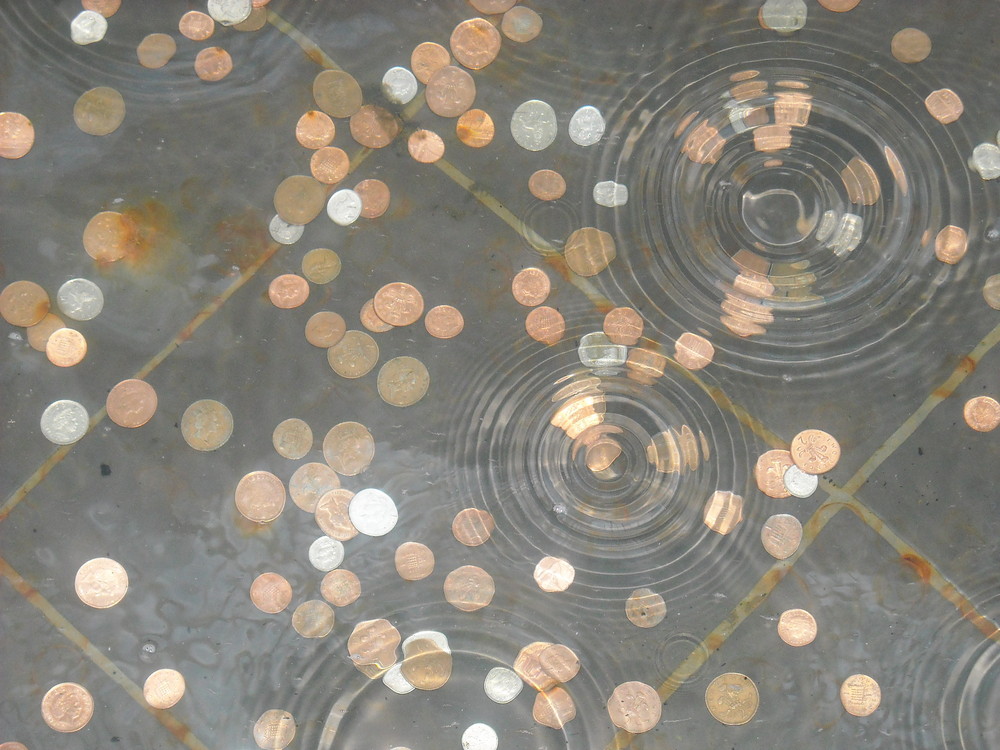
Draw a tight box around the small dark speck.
[100,464,112,476]
[918,447,923,456]
[111,738,120,743]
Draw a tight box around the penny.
[424,304,464,338]
[569,105,606,147]
[355,179,391,218]
[315,488,358,541]
[0,112,35,159]
[253,709,296,750]
[106,379,157,428]
[461,723,498,750]
[40,399,89,445]
[565,227,616,276]
[295,110,335,149]
[348,618,401,677]
[607,681,661,733]
[395,542,434,580]
[179,11,215,40]
[925,88,963,125]
[234,9,268,33]
[817,0,861,9]
[469,0,517,12]
[27,313,65,351]
[891,28,931,63]
[0,280,49,326]
[452,508,495,546]
[444,565,495,611]
[456,109,495,148]
[273,175,326,225]
[511,99,558,151]
[539,644,580,682]
[511,267,551,306]
[234,470,286,523]
[761,513,803,559]
[533,556,575,592]
[790,429,840,474]
[373,282,424,326]
[57,278,104,321]
[71,11,107,45]
[0,742,28,750]
[450,18,502,70]
[705,672,759,725]
[349,487,398,536]
[426,65,476,118]
[704,491,744,535]
[321,568,361,606]
[327,330,379,378]
[310,146,349,184]
[41,683,94,733]
[309,536,345,572]
[841,157,880,205]
[408,129,445,163]
[313,70,363,119]
[484,667,523,704]
[46,328,87,367]
[382,66,418,105]
[194,47,233,82]
[83,210,135,262]
[378,356,430,407]
[360,298,394,333]
[755,450,794,498]
[840,674,881,716]
[289,462,340,512]
[302,248,342,284]
[964,396,1000,432]
[525,306,565,345]
[207,0,251,25]
[75,557,128,608]
[268,273,309,309]
[143,668,185,709]
[501,6,543,42]
[675,332,715,370]
[137,33,176,69]
[272,417,313,459]
[935,225,968,265]
[625,588,667,628]
[350,105,400,149]
[82,0,121,16]
[783,464,818,498]
[322,421,374,475]
[514,642,558,691]
[250,572,293,614]
[327,189,363,225]
[411,42,451,84]
[533,687,576,729]
[291,599,335,638]
[778,608,817,647]
[985,275,1000,309]
[528,169,566,201]
[603,307,643,346]
[305,311,347,348]
[401,637,453,690]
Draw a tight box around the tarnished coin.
[291,600,335,638]
[528,169,566,201]
[322,421,375,475]
[408,129,445,163]
[501,6,543,42]
[268,274,309,309]
[533,556,575,592]
[106,379,157,428]
[783,464,818,498]
[360,298,394,333]
[295,110,335,149]
[349,488,398,536]
[817,0,861,9]
[840,673,880,716]
[321,568,361,606]
[452,508,495,546]
[289,462,340,512]
[137,33,176,69]
[603,307,643,346]
[395,541,434,580]
[510,99,557,151]
[411,41,451,84]
[41,683,94,733]
[426,65,476,118]
[674,332,715,370]
[625,588,667,628]
[485,667,523,704]
[377,356,430,407]
[350,105,400,149]
[935,225,968,265]
[73,86,125,136]
[512,267,550,306]
[181,399,233,451]
[234,470,286,523]
[57,278,104,321]
[82,210,134,262]
[469,0,517,12]
[273,175,326,225]
[424,304,464,338]
[703,491,744,535]
[355,179,391,218]
[253,709,296,750]
[143,668,185,709]
[194,46,232,81]
[373,282,424,326]
[308,536,345,572]
[778,608,817,646]
[40,399,89,445]
[305,311,347,348]
[964,396,1000,432]
[514,642,558,691]
[382,65,418,105]
[272,418,312,460]
[755,449,794,498]
[790,429,840,474]
[539,644,580,682]
[302,248,341,284]
[450,18,502,70]
[250,572,293,614]
[179,10,215,40]
[982,274,1000,309]
[0,742,29,750]
[313,69,362,118]
[46,327,87,367]
[444,565,495,611]
[327,330,379,378]
[0,280,49,326]
[75,557,128,608]
[761,513,803,559]
[607,681,661,733]
[891,27,931,64]
[533,687,577,729]
[401,637,453,690]
[27,313,65,352]
[564,227,616,276]
[0,111,35,159]
[705,672,759,725]
[525,305,565,345]
[456,109,495,148]
[315,489,358,541]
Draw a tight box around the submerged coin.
[674,332,715,370]
[444,565,495,611]
[424,305,464,338]
[106,379,157,428]
[250,572,293,614]
[783,464,818,498]
[273,175,326,225]
[533,556,575,592]
[327,330,379,378]
[426,65,476,118]
[525,306,564,345]
[411,41,451,84]
[568,105,605,146]
[705,672,759,725]
[360,298,394,333]
[348,618,401,676]
[310,146,350,185]
[302,249,341,286]
[778,608,817,646]
[40,399,89,445]
[755,450,794,498]
[350,105,400,149]
[269,215,303,245]
[625,588,667,628]
[75,557,128,608]
[510,99,557,151]
[373,282,424,326]
[935,225,968,265]
[703,491,744,535]
[539,644,580,683]
[761,513,803,559]
[295,110,335,149]
[349,488,398,536]
[27,313,65,352]
[607,681,661,733]
[964,396,1000,432]
[0,280,49,326]
[382,66,418,105]
[272,418,313,460]
[395,541,434,580]
[528,169,566,201]
[194,47,233,82]
[308,536,345,572]
[456,109,495,148]
[57,278,104,321]
[603,307,643,346]
[408,129,445,163]
[593,180,629,207]
[305,311,347,348]
[291,600,335,639]
[790,429,840,474]
[70,10,107,45]
[452,508,495,546]
[327,189,363,226]
[315,488,358,541]
[461,723,498,750]
[268,274,309,309]
[0,111,35,159]
[235,471,286,523]
[41,683,94,733]
[533,687,577,729]
[253,709,296,750]
[355,179,391,218]
[564,227,616,276]
[501,6,543,42]
[401,637,453,690]
[137,33,176,69]
[46,328,87,367]
[511,267,551,306]
[322,421,374,475]
[289,462,340,512]
[377,356,430,407]
[143,669,185,709]
[313,69,362,118]
[840,674,881,716]
[485,667,523,704]
[891,27,931,63]
[207,0,251,25]
[179,11,215,40]
[450,18,502,70]
[925,88,964,125]
[321,568,361,606]
[181,399,233,451]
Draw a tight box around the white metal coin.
[461,723,498,750]
[761,0,807,32]
[782,464,818,498]
[71,11,107,45]
[348,488,398,536]
[403,630,451,654]
[972,143,1000,180]
[57,278,104,321]
[382,67,418,105]
[568,105,605,146]
[510,100,557,152]
[206,0,252,26]
[382,663,416,694]
[327,190,363,226]
[593,180,628,207]
[484,667,523,704]
[308,536,345,572]
[269,215,304,245]
[578,331,627,369]
[40,399,89,445]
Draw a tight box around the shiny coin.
[83,1,120,18]
[322,421,374,475]
[143,669,185,709]
[273,175,326,225]
[355,179,391,218]
[291,600,334,639]
[46,327,87,367]
[181,399,232,451]
[289,462,340,512]
[426,65,476,118]
[378,356,430,407]
[593,180,628,207]
[41,683,94,732]
[525,305,565,345]
[27,313,65,352]
[539,644,580,682]
[625,588,667,628]
[327,330,379,378]
[349,488,398,536]
[925,88,963,125]
[395,542,434,580]
[268,273,309,309]
[501,6,543,42]
[891,27,931,63]
[382,664,415,694]
[254,709,296,750]
[327,189,363,226]
[450,18,502,70]
[456,109,495,148]
[348,618,401,677]
[295,110,335,149]
[404,630,451,654]
[964,396,1000,432]
[310,146,349,184]
[313,69,362,118]
[373,282,424,326]
[452,508,495,546]
[782,464,818,498]
[411,41,451,84]
[790,429,840,474]
[603,307,643,346]
[972,143,1000,180]
[607,681,661,733]
[75,557,128,608]
[408,129,445,163]
[321,568,361,606]
[675,332,715,370]
[935,225,968,265]
[777,608,817,646]
[250,572,293,614]
[70,10,107,45]
[268,215,303,245]
[761,513,803,559]
[424,304,464,338]
[360,298,394,333]
[0,111,35,159]
[40,399,89,445]
[704,491,744,535]
[382,66,418,105]
[301,247,341,285]
[308,536,345,572]
[272,418,312,460]
[511,99,557,151]
[578,331,626,369]
[57,278,103,321]
[461,723,498,750]
[511,267,550,306]
[350,105,400,149]
[568,105,605,146]
[0,280,49,326]
[755,449,794,498]
[315,488,358,541]
[564,227,616,276]
[179,11,215,40]
[194,47,233,82]
[82,210,134,262]
[235,471,285,523]
[401,637,453,690]
[207,0,251,25]
[840,673,881,716]
[137,33,176,69]
[528,169,566,201]
[533,687,576,729]
[444,565,495,611]
[533,556,575,592]
[305,311,347,348]
[106,379,157,428]
[760,0,807,32]
[705,672,759,725]
[485,667,523,703]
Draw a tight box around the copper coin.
[525,305,564,345]
[291,600,334,639]
[935,225,968,265]
[778,608,817,646]
[268,274,309,309]
[181,399,233,451]
[401,637,453,690]
[408,129,445,163]
[373,282,424,326]
[841,157,880,205]
[514,642,558,691]
[296,110,335,149]
[755,449,794,498]
[322,421,374,475]
[424,304,464,338]
[350,105,400,149]
[302,247,341,283]
[964,396,1000,432]
[565,227,616,276]
[426,65,476,118]
[272,417,313,459]
[840,674,881,716]
[444,565,495,611]
[0,742,28,750]
[533,687,576,729]
[235,470,286,523]
[450,18,502,70]
[395,541,435,580]
[179,10,215,40]
[310,146,350,184]
[313,70,362,119]
[27,312,65,351]
[587,437,622,472]
[348,619,401,676]
[253,709,296,750]
[411,41,451,84]
[273,175,326,224]
[45,327,87,367]
[625,588,667,628]
[528,169,566,201]
[456,109,495,148]
[74,86,125,136]
[194,47,233,82]
[82,0,121,16]
[41,683,94,733]
[234,6,267,32]
[305,311,347,348]
[377,356,430,407]
[539,644,580,682]
[106,379,157,428]
[790,429,840,474]
[512,267,550,306]
[315,488,358,541]
[817,0,861,9]
[137,33,176,69]
[705,673,759,725]
[143,668,185,709]
[675,332,715,370]
[469,0,517,14]
[360,298,394,332]
[925,88,963,125]
[327,330,379,378]
[75,557,128,608]
[83,210,134,262]
[704,491,744,535]
[250,572,293,613]
[603,307,643,346]
[533,556,574,592]
[289,462,340,512]
[607,681,661,733]
[321,568,361,606]
[355,179,391,218]
[761,513,803,559]
[501,6,543,42]
[891,28,931,63]
[452,508,495,546]
[0,280,49,326]
[983,274,1000,309]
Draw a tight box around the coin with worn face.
[41,682,94,732]
[143,668,185,709]
[75,557,128,608]
[41,399,89,445]
[450,18,501,70]
[291,600,335,638]
[444,565,494,611]
[411,41,451,84]
[401,637,453,690]
[512,267,551,306]
[755,449,794,498]
[703,491,744,535]
[322,421,374,475]
[234,471,286,523]
[424,305,464,338]
[272,418,313,460]
[348,618,401,678]
[181,399,233,451]
[777,608,817,647]
[315,489,358,541]
[253,709,296,750]
[607,681,661,733]
[106,379,157,428]
[320,569,361,606]
[674,332,715,370]
[528,169,566,201]
[484,667,523,704]
[250,572,293,614]
[533,687,577,729]
[452,508,495,546]
[327,330,379,378]
[0,280,49,326]
[760,513,803,559]
[705,672,759,725]
[349,488,398,536]
[840,674,881,716]
[514,642,558,691]
[289,462,340,512]
[377,356,430,407]
[373,282,424,326]
[625,588,667,628]
[564,227,616,276]
[790,429,840,474]
[539,644,580,682]
[533,556,575,592]
[426,65,476,118]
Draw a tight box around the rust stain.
[899,552,932,585]
[119,198,177,271]
[214,208,270,272]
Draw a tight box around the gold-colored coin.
[935,225,968,265]
[143,668,185,709]
[424,304,464,338]
[625,588,667,628]
[539,644,580,683]
[891,28,931,64]
[564,227,616,276]
[411,41,451,84]
[528,169,566,201]
[322,421,374,475]
[82,210,134,262]
[451,508,495,546]
[401,637,453,690]
[288,462,340,512]
[27,312,64,351]
[360,298,394,333]
[511,267,550,306]
[355,179,391,218]
[0,280,49,326]
[75,557,128,608]
[46,327,87,367]
[525,305,565,345]
[73,87,125,136]
[315,489,358,541]
[607,681,661,733]
[533,556,575,592]
[179,11,214,41]
[181,399,233,451]
[253,709,296,750]
[789,429,840,474]
[603,307,643,346]
[373,282,424,326]
[705,672,759,725]
[295,110,335,149]
[925,88,963,125]
[450,18,502,70]
[234,470,286,523]
[533,687,576,729]
[444,565,495,611]
[194,47,233,82]
[350,105,400,149]
[291,599,335,638]
[250,572,293,614]
[514,642,557,691]
[268,274,309,309]
[272,418,313,460]
[755,449,794,498]
[136,33,176,69]
[41,682,94,733]
[703,491,744,535]
[840,673,881,716]
[320,568,361,606]
[456,109,495,148]
[395,541,435,581]
[0,111,35,159]
[305,311,347,348]
[106,379,158,428]
[327,330,379,378]
[301,248,341,284]
[964,396,1000,432]
[778,608,817,647]
[377,356,430,407]
[313,70,362,119]
[760,513,803,559]
[310,146,349,184]
[425,65,476,118]
[273,175,326,225]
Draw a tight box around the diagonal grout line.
[0,555,211,750]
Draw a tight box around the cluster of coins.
[508,641,582,729]
[0,279,102,369]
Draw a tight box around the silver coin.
[972,143,1000,180]
[71,10,107,45]
[206,0,251,26]
[782,465,818,498]
[761,0,807,32]
[382,67,418,105]
[827,212,863,256]
[815,209,837,243]
[461,723,498,750]
[403,630,451,654]
[40,399,90,445]
[510,100,558,152]
[726,100,755,133]
[578,331,627,370]
[568,105,605,146]
[348,488,398,536]
[57,278,104,321]
[269,215,304,245]
[484,667,523,704]
[327,190,363,226]
[593,180,629,208]
[308,536,345,572]
[382,663,415,694]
